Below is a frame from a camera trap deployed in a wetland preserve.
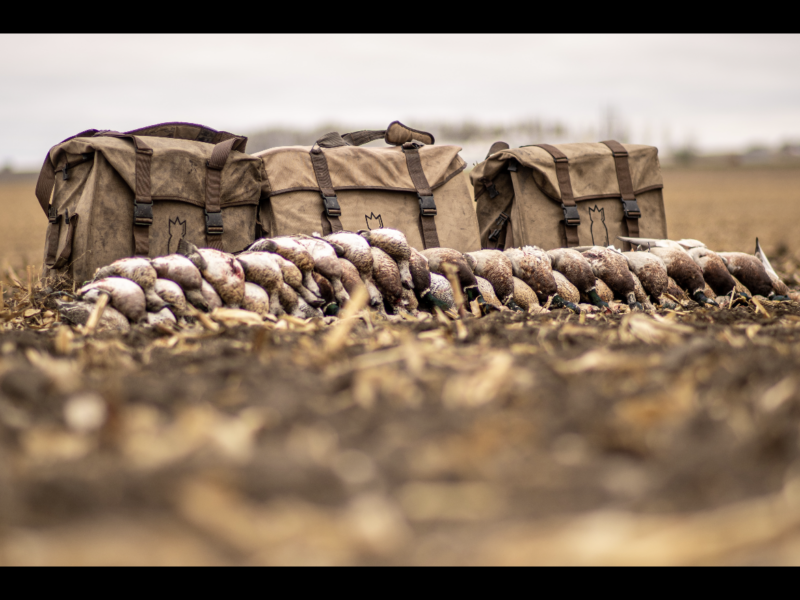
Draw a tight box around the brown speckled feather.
[154,279,189,317]
[476,276,503,310]
[622,252,669,300]
[360,228,413,289]
[326,232,382,306]
[465,250,515,305]
[421,248,478,297]
[547,248,596,294]
[665,276,689,302]
[79,277,147,323]
[581,247,637,306]
[513,277,540,311]
[646,247,706,295]
[237,252,285,316]
[94,257,165,312]
[242,282,270,317]
[718,252,774,297]
[408,248,432,297]
[552,271,580,305]
[505,246,558,303]
[371,247,404,311]
[687,248,737,296]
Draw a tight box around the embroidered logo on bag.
[588,206,609,246]
[365,213,383,230]
[168,217,187,254]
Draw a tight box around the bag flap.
[472,142,663,201]
[50,135,261,207]
[256,144,465,196]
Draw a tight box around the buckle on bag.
[621,199,641,219]
[322,194,341,217]
[48,204,59,224]
[205,210,224,235]
[488,212,509,242]
[419,194,437,217]
[133,201,153,226]
[562,205,580,226]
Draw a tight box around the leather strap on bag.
[533,144,580,247]
[601,140,641,250]
[310,146,343,233]
[486,212,510,250]
[204,136,242,250]
[319,121,434,148]
[94,131,154,256]
[44,209,79,270]
[402,142,440,249]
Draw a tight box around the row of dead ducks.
[56,229,797,332]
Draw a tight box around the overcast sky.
[2,34,799,169]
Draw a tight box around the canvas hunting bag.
[36,122,264,284]
[255,121,481,252]
[471,141,666,251]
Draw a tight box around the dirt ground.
[1,168,800,565]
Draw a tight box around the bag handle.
[533,144,580,248]
[34,123,247,219]
[316,121,435,149]
[600,140,641,250]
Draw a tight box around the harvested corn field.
[2,169,800,565]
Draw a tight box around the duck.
[512,277,540,312]
[409,247,451,311]
[427,273,456,311]
[592,278,615,305]
[241,282,271,318]
[294,236,350,305]
[476,276,504,310]
[371,246,405,314]
[630,272,654,311]
[552,271,580,306]
[325,232,383,308]
[548,248,608,309]
[665,276,689,303]
[146,307,177,328]
[338,257,368,302]
[684,247,744,299]
[277,282,322,319]
[78,277,147,324]
[621,251,668,305]
[753,238,793,300]
[236,252,286,316]
[421,248,481,304]
[154,278,190,318]
[247,237,322,300]
[93,257,166,312]
[359,228,414,290]
[56,300,131,333]
[151,254,208,311]
[717,251,782,300]
[617,237,716,307]
[177,240,245,308]
[579,246,643,310]
[200,279,223,311]
[402,287,419,314]
[504,246,577,311]
[464,250,520,310]
[312,272,339,316]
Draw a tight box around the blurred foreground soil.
[2,285,800,564]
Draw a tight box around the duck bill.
[693,291,718,307]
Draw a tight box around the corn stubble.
[1,255,800,565]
